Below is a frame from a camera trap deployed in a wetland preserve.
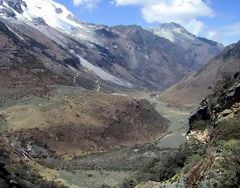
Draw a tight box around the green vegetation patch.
[0,114,8,133]
[135,151,185,183]
[214,116,240,141]
[191,120,210,131]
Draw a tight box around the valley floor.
[0,89,191,188]
[129,92,190,149]
[60,92,191,188]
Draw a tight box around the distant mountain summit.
[149,22,195,43]
[149,22,224,69]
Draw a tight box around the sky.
[56,0,240,45]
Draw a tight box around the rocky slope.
[108,25,191,89]
[183,73,240,188]
[161,41,240,107]
[149,22,224,70]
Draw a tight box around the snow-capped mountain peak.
[149,22,195,43]
[149,22,224,70]
[0,0,96,41]
[21,0,81,29]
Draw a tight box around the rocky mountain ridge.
[149,22,224,70]
[161,41,240,107]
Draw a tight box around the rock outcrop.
[189,72,240,130]
[182,73,240,188]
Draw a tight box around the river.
[129,92,191,149]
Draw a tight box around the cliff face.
[189,71,240,128]
[184,73,240,188]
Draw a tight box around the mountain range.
[0,0,223,92]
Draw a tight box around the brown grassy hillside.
[161,41,240,107]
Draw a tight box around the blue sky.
[57,0,240,45]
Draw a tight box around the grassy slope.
[0,85,171,187]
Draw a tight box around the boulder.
[221,109,233,117]
[189,105,211,130]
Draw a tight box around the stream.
[131,92,191,149]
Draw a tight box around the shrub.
[136,151,186,182]
[121,178,137,188]
[183,154,202,173]
[224,139,240,153]
[214,117,240,141]
[191,120,209,131]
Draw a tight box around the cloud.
[72,0,101,9]
[206,30,218,39]
[224,23,240,37]
[216,23,240,45]
[113,0,214,35]
[201,23,240,45]
[186,19,205,36]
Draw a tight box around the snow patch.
[151,25,195,42]
[77,56,132,88]
[144,55,149,61]
[154,29,175,42]
[6,25,24,40]
[66,51,132,88]
[96,80,100,92]
[22,0,81,29]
